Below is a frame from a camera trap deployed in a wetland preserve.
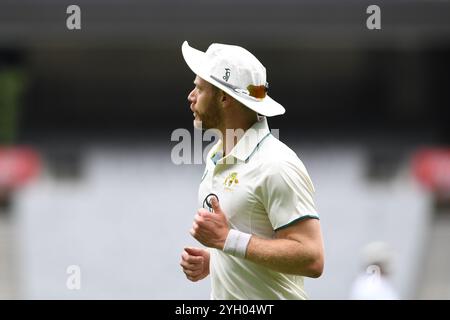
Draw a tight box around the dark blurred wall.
[14,46,450,145]
[0,0,448,143]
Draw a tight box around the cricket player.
[179,41,324,299]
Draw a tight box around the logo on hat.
[223,68,231,82]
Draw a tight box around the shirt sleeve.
[258,158,319,231]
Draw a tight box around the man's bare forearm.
[244,236,323,277]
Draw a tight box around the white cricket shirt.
[198,117,319,300]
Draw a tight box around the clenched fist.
[190,197,230,249]
[180,247,210,282]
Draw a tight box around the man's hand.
[190,197,230,249]
[180,247,210,282]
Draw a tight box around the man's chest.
[198,163,273,235]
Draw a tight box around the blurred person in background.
[179,41,324,299]
[349,241,400,300]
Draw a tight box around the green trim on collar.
[245,132,271,163]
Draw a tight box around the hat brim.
[182,41,285,117]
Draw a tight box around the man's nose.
[187,88,196,103]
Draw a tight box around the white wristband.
[223,229,252,259]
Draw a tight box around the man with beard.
[179,41,324,299]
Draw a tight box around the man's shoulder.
[256,135,315,193]
[259,134,300,162]
[256,134,306,171]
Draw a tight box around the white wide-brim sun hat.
[182,41,285,117]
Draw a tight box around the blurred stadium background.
[1,0,450,299]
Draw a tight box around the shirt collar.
[224,116,271,163]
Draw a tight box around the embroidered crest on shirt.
[224,172,239,191]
